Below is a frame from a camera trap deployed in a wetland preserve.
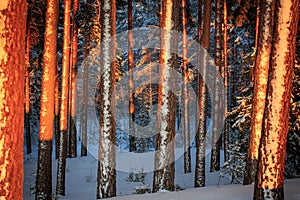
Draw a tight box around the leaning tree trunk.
[56,0,71,195]
[0,1,27,199]
[243,0,276,185]
[96,0,117,198]
[152,0,176,192]
[36,0,59,199]
[194,0,211,188]
[210,0,222,172]
[68,0,79,158]
[254,0,299,199]
[182,0,191,174]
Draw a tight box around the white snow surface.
[23,148,300,200]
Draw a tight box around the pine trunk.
[194,0,210,188]
[96,0,117,198]
[0,1,26,199]
[243,0,276,185]
[56,0,71,195]
[210,0,222,172]
[25,24,32,155]
[182,0,191,174]
[36,0,59,199]
[68,0,79,158]
[254,0,299,199]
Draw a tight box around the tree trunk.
[68,0,79,158]
[96,0,117,198]
[243,0,276,185]
[56,0,71,195]
[25,23,32,155]
[254,0,299,199]
[210,0,222,172]
[182,0,191,174]
[36,0,59,199]
[128,0,136,152]
[0,1,26,199]
[152,0,176,192]
[223,0,229,163]
[194,0,210,188]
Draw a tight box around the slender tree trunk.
[36,0,59,199]
[55,63,60,159]
[68,0,79,158]
[195,0,210,188]
[96,0,117,198]
[128,0,136,152]
[153,0,176,192]
[210,0,222,172]
[182,0,191,174]
[25,23,32,155]
[254,1,299,199]
[56,0,71,195]
[223,0,229,163]
[243,0,276,185]
[80,0,92,157]
[0,1,26,199]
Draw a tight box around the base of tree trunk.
[36,140,52,200]
[56,130,67,196]
[254,187,284,200]
[243,157,259,185]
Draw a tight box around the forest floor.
[23,148,300,200]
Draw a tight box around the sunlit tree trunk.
[35,0,59,199]
[223,0,229,163]
[128,0,136,152]
[210,0,222,172]
[56,0,71,195]
[96,0,117,198]
[25,22,32,155]
[0,1,26,199]
[195,0,211,188]
[254,0,299,199]
[243,0,276,185]
[68,0,79,158]
[182,0,191,174]
[152,0,176,192]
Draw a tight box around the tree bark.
[153,0,176,192]
[254,0,299,199]
[56,0,71,195]
[182,0,191,174]
[36,0,59,199]
[194,0,211,188]
[243,0,276,185]
[210,0,222,172]
[0,1,26,199]
[68,0,79,158]
[96,0,117,198]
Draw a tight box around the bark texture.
[96,0,117,198]
[244,0,276,185]
[254,0,299,199]
[0,1,27,199]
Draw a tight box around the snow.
[23,148,300,200]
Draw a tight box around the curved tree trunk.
[254,0,299,199]
[56,0,71,195]
[0,1,27,199]
[36,0,59,199]
[243,0,276,185]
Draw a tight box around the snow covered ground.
[23,148,300,200]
